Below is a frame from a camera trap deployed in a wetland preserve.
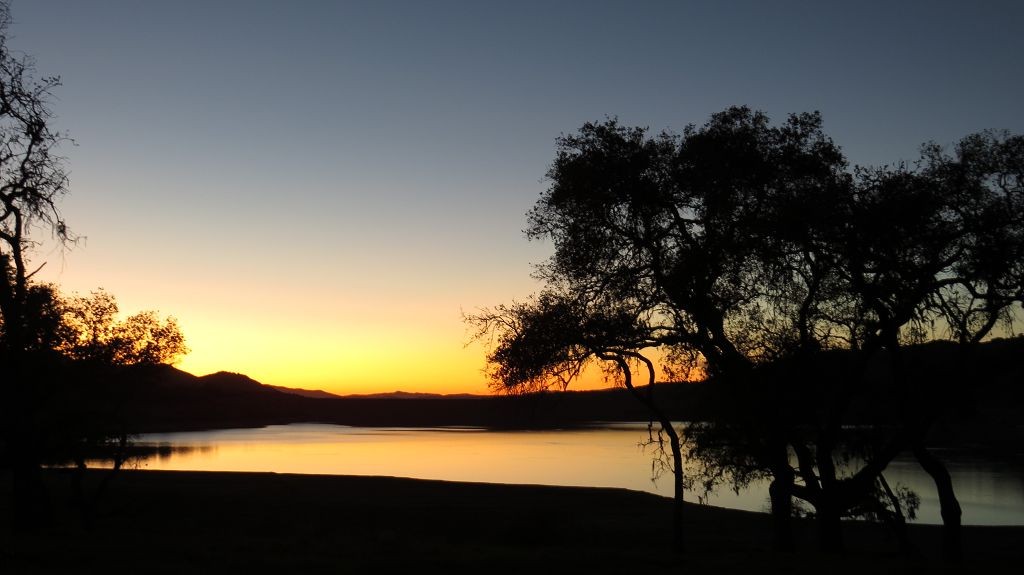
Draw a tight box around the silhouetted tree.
[827,131,1024,559]
[2,282,188,528]
[473,107,1024,557]
[472,108,849,551]
[686,127,1024,557]
[0,0,73,529]
[520,108,856,551]
[0,2,191,529]
[57,288,188,366]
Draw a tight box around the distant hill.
[200,371,277,394]
[91,337,1023,442]
[262,384,485,400]
[268,385,342,399]
[339,391,484,400]
[101,364,664,433]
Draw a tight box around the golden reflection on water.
[135,424,683,489]
[129,424,777,510]
[119,423,1024,525]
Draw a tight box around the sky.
[8,1,1024,394]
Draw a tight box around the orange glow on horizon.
[37,253,690,396]
[175,321,687,396]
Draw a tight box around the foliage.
[1,284,188,366]
[0,0,71,356]
[469,290,654,393]
[57,288,188,366]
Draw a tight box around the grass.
[1,469,1020,574]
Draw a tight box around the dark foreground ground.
[1,470,1021,574]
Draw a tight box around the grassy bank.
[1,469,1020,573]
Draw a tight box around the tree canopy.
[55,288,188,366]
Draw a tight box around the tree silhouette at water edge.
[470,107,1024,560]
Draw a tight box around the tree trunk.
[815,499,844,553]
[768,466,795,552]
[6,359,51,531]
[669,429,684,552]
[608,351,685,552]
[765,434,800,552]
[814,437,846,553]
[878,472,918,556]
[10,457,50,531]
[914,445,962,562]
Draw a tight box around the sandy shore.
[1,469,1020,573]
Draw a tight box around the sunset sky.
[10,1,1024,394]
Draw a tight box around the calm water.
[126,423,1024,526]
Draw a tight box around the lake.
[127,423,1024,526]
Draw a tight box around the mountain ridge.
[93,337,1023,441]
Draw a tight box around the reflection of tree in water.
[150,443,215,463]
[67,442,214,469]
[131,443,215,465]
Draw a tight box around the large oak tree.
[472,107,1023,558]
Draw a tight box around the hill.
[338,390,484,400]
[91,337,1024,439]
[104,365,680,433]
[268,384,342,399]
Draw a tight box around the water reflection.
[150,443,216,462]
[83,442,215,468]
[116,423,1023,526]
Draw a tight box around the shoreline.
[3,469,1021,573]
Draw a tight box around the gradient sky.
[9,1,1024,394]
